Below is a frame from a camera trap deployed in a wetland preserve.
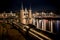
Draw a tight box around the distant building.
[32,12,60,33]
[0,11,17,23]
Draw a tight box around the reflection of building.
[32,12,60,34]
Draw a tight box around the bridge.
[8,21,58,40]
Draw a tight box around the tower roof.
[25,8,28,13]
[29,4,31,10]
[21,2,23,10]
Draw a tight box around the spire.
[21,2,23,10]
[25,8,28,14]
[29,4,31,10]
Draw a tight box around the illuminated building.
[20,4,32,24]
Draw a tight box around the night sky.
[0,0,60,14]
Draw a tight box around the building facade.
[20,4,32,24]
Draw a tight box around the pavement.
[0,22,26,40]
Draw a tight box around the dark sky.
[0,0,60,14]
